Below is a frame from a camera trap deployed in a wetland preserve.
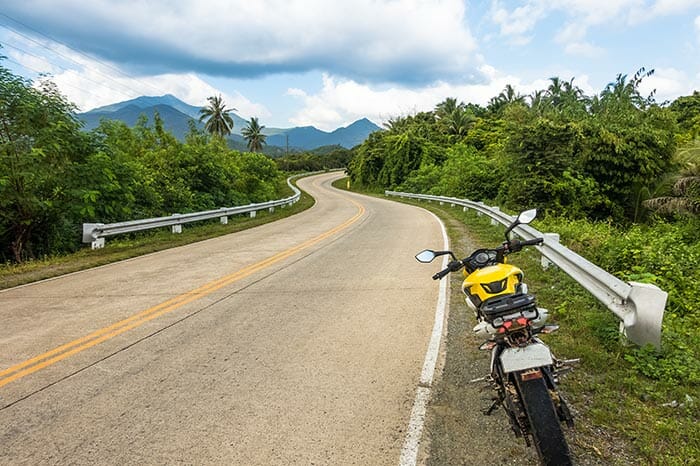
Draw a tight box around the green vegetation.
[274,146,353,172]
[0,62,285,264]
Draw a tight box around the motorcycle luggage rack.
[480,293,537,321]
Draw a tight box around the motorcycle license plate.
[500,343,553,373]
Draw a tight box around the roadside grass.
[336,178,699,466]
[0,180,315,290]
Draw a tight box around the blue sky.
[0,0,699,130]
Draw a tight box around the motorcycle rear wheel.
[516,373,572,466]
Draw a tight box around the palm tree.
[488,84,525,114]
[644,140,700,216]
[199,95,235,137]
[241,117,267,152]
[435,97,461,119]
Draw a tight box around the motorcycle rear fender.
[500,342,553,373]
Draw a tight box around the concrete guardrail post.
[541,233,560,269]
[171,214,182,234]
[490,207,500,225]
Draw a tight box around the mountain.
[77,95,381,150]
[265,118,380,150]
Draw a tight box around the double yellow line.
[0,199,365,389]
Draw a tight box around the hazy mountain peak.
[79,95,381,150]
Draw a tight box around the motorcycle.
[415,209,577,466]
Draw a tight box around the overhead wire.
[0,12,175,101]
[0,23,144,99]
[0,41,135,101]
[2,56,119,105]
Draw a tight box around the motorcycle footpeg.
[555,358,581,367]
[469,375,491,384]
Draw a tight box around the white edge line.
[399,209,450,466]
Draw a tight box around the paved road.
[0,172,445,465]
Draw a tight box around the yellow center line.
[0,197,365,389]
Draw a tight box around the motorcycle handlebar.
[518,237,544,247]
[432,260,463,280]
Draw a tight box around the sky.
[0,0,699,131]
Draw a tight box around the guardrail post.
[250,211,257,218]
[171,214,182,234]
[541,233,560,269]
[490,207,500,225]
[269,207,275,213]
[463,206,468,212]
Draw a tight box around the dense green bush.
[536,216,700,384]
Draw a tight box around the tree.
[199,94,235,137]
[0,67,91,262]
[644,140,700,216]
[241,117,267,152]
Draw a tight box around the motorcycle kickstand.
[484,398,500,416]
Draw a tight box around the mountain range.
[77,95,381,151]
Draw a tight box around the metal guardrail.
[82,175,303,249]
[386,190,668,349]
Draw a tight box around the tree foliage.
[347,69,682,223]
[241,117,267,152]
[199,94,235,137]
[0,64,284,263]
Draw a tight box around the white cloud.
[286,68,588,131]
[4,0,479,84]
[2,32,271,118]
[490,0,549,44]
[628,0,700,23]
[696,15,700,42]
[638,67,700,102]
[563,42,606,58]
[491,0,700,56]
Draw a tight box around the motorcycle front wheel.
[515,372,572,466]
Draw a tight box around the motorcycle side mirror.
[504,208,537,240]
[415,249,437,263]
[517,209,537,225]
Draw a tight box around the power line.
[0,41,134,101]
[0,23,144,99]
[0,13,172,97]
[2,56,121,105]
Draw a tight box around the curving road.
[0,172,446,465]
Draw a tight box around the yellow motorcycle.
[416,209,576,466]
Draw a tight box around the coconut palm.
[644,141,700,216]
[199,95,235,137]
[241,117,267,152]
